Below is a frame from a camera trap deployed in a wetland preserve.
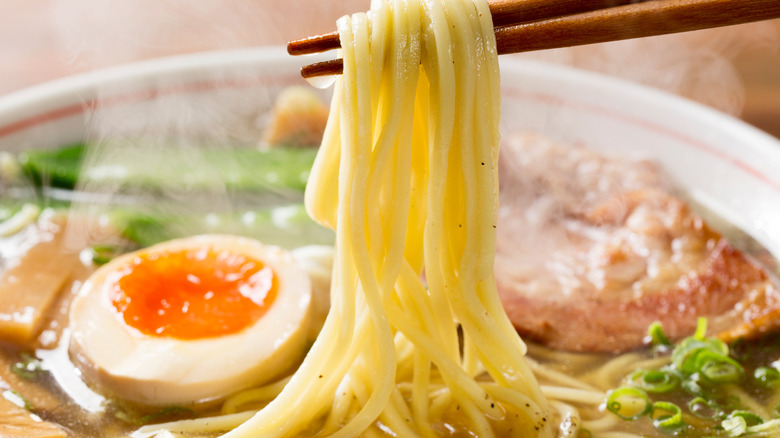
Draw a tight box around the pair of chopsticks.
[288,0,780,78]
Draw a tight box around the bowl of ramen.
[0,32,780,438]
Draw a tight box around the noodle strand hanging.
[225,0,552,435]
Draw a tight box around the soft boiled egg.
[68,235,312,406]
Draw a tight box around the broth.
[2,136,780,437]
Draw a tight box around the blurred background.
[2,0,779,138]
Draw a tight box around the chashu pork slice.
[495,134,780,353]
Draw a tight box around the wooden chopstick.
[291,0,780,78]
[287,0,649,56]
[495,0,780,54]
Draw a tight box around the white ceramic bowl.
[1,46,779,257]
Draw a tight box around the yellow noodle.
[132,411,256,437]
[548,400,582,438]
[221,377,291,415]
[141,0,557,435]
[628,356,672,370]
[582,411,626,432]
[725,384,772,419]
[540,386,606,405]
[527,357,602,392]
[583,352,647,389]
[428,388,454,422]
[765,386,780,414]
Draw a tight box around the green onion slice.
[723,411,764,437]
[688,396,720,420]
[651,401,684,430]
[628,369,679,393]
[723,415,748,437]
[647,321,672,349]
[755,366,780,389]
[694,317,708,340]
[672,335,740,381]
[606,387,651,420]
[697,352,744,384]
[729,411,764,427]
[680,374,716,398]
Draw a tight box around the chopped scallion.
[722,415,748,437]
[729,411,764,427]
[605,387,651,420]
[647,321,672,349]
[688,396,719,419]
[671,335,742,383]
[680,376,710,398]
[722,411,765,437]
[754,366,780,389]
[698,352,744,384]
[608,320,780,436]
[628,369,679,393]
[651,401,684,430]
[694,317,708,340]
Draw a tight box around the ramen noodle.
[140,0,552,435]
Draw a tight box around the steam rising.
[517,23,779,115]
[51,0,369,71]
[47,0,777,251]
[50,0,777,116]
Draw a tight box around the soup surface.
[1,88,779,437]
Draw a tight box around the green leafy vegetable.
[18,142,317,193]
[18,143,84,190]
[111,203,332,249]
[89,244,125,265]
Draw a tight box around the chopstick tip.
[288,31,342,56]
[301,59,344,79]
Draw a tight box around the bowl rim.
[0,47,776,147]
[499,55,780,153]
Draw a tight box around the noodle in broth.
[232,0,547,435]
[139,0,551,435]
[126,1,780,438]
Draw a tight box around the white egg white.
[68,235,312,406]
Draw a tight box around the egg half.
[68,235,312,406]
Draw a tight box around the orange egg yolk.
[109,247,277,340]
